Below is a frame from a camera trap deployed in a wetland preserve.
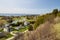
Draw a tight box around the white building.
[3,24,11,32]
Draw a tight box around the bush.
[28,24,33,31]
[33,13,55,29]
[34,16,45,29]
[57,13,60,17]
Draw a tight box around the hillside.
[53,17,60,40]
[12,20,56,40]
[0,9,60,40]
[11,9,60,40]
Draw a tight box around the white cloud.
[0,8,52,14]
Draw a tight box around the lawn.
[12,26,28,32]
[18,26,28,32]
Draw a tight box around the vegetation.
[11,9,60,40]
[18,26,29,32]
[0,33,13,40]
[52,9,58,17]
[28,24,33,31]
[0,9,60,40]
[34,15,45,29]
[13,21,56,40]
[0,15,36,40]
[0,29,3,32]
[33,9,59,29]
[57,12,60,17]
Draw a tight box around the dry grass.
[53,23,60,40]
[13,21,56,40]
[0,20,7,25]
[11,17,60,40]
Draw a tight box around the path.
[6,30,28,40]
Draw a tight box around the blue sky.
[0,0,60,14]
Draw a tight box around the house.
[23,18,30,26]
[24,21,30,26]
[14,25,24,30]
[3,24,11,32]
[12,20,18,24]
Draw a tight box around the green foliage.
[11,22,23,26]
[28,20,35,24]
[57,13,60,17]
[6,33,13,38]
[28,25,33,31]
[0,33,13,40]
[34,16,45,29]
[0,29,3,32]
[18,26,28,32]
[52,9,58,17]
[33,12,55,29]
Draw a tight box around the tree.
[52,9,58,17]
[7,17,13,23]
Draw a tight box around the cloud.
[0,8,52,14]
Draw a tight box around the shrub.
[57,13,60,17]
[28,24,33,31]
[34,16,45,29]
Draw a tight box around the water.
[0,13,39,16]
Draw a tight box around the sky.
[0,0,60,14]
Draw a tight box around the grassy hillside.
[54,23,60,40]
